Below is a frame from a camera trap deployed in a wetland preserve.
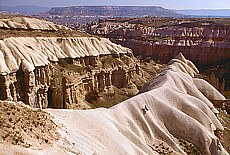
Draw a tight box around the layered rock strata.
[86,19,230,94]
[41,54,228,155]
[0,37,139,108]
[87,20,230,66]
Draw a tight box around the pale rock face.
[0,15,228,154]
[193,78,226,101]
[21,59,35,72]
[0,36,136,108]
[0,17,68,31]
[0,37,132,74]
[39,54,226,155]
[0,54,228,155]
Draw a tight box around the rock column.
[24,71,36,107]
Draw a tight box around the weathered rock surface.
[0,15,163,109]
[0,16,228,155]
[47,55,229,155]
[0,37,131,74]
[86,18,230,94]
[0,36,141,108]
[86,19,230,66]
[0,16,68,31]
[1,54,228,155]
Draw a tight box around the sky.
[0,0,230,9]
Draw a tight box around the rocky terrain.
[0,101,59,148]
[0,14,229,155]
[85,17,230,95]
[86,17,230,65]
[0,54,229,154]
[45,6,180,17]
[0,14,164,109]
[0,16,68,30]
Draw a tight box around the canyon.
[86,18,230,66]
[0,15,162,109]
[0,14,229,154]
[85,17,230,93]
[0,53,229,155]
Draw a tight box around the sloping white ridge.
[0,37,132,74]
[45,54,227,155]
[0,54,228,155]
[0,17,68,31]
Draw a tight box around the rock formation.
[0,16,165,109]
[0,15,229,154]
[46,54,228,155]
[85,18,230,95]
[44,6,180,18]
[86,18,230,66]
[0,36,142,108]
[1,54,228,155]
[0,16,68,30]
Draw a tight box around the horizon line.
[1,5,230,10]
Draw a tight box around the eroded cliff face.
[85,18,230,95]
[0,36,160,109]
[0,15,229,154]
[2,54,227,155]
[87,19,230,66]
[0,15,166,109]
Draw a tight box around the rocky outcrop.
[38,6,182,28]
[0,16,162,109]
[0,36,140,108]
[85,19,230,93]
[0,54,229,155]
[0,16,68,30]
[86,20,230,66]
[0,37,131,74]
[116,39,230,65]
[43,55,228,154]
